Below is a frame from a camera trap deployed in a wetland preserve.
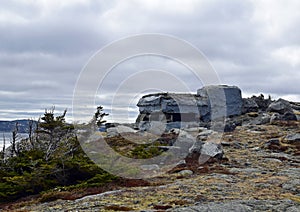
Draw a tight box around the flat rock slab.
[170,200,299,212]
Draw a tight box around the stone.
[250,94,272,111]
[170,201,252,212]
[200,142,224,159]
[106,125,136,137]
[247,112,259,117]
[178,170,193,176]
[197,85,243,118]
[136,85,244,132]
[189,140,204,154]
[175,160,186,167]
[183,127,203,133]
[165,122,182,131]
[266,138,280,145]
[285,133,300,144]
[247,113,271,125]
[270,112,281,123]
[242,98,259,114]
[264,138,281,149]
[267,98,293,114]
[282,179,300,192]
[106,127,119,137]
[224,120,237,132]
[137,93,199,114]
[138,121,151,131]
[281,111,297,121]
[197,129,214,141]
[198,129,214,137]
[147,121,166,135]
[260,113,271,125]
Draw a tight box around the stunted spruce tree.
[36,107,78,161]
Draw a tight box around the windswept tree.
[93,106,109,127]
[10,122,20,157]
[0,133,5,161]
[36,107,78,161]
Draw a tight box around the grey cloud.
[0,0,299,122]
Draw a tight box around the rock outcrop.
[135,85,300,132]
[197,85,243,119]
[267,98,293,114]
[136,85,243,131]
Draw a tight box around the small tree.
[0,133,5,160]
[10,122,20,157]
[36,107,77,161]
[93,106,109,127]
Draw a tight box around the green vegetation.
[104,136,164,159]
[130,143,163,159]
[0,106,170,204]
[0,107,116,203]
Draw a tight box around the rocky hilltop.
[136,85,299,131]
[3,85,300,211]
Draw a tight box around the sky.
[0,0,300,123]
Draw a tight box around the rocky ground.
[3,119,299,212]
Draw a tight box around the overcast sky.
[1,0,300,123]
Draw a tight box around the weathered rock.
[270,112,281,123]
[248,113,271,125]
[137,93,199,114]
[106,125,137,137]
[171,200,300,212]
[197,85,243,118]
[242,98,259,114]
[250,94,272,111]
[136,85,246,132]
[285,133,300,144]
[200,142,224,159]
[267,98,293,114]
[170,201,252,212]
[269,111,297,122]
[188,140,204,154]
[264,138,281,150]
[259,113,271,124]
[183,127,206,133]
[189,141,224,164]
[282,179,300,192]
[138,121,151,131]
[178,170,193,176]
[198,130,214,137]
[281,111,297,121]
[266,138,280,146]
[224,120,237,132]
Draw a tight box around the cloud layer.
[0,0,299,122]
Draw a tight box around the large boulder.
[250,94,272,111]
[106,125,137,137]
[242,98,259,114]
[197,85,243,119]
[137,93,199,114]
[200,142,224,160]
[188,140,224,164]
[281,111,297,121]
[136,85,244,132]
[267,98,293,114]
